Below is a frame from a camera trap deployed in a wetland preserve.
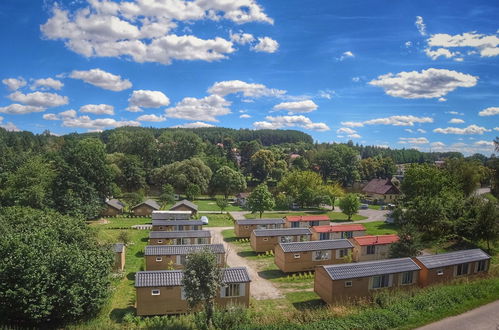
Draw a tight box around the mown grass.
[362,221,399,235]
[88,216,151,229]
[483,192,497,202]
[244,212,367,222]
[203,213,234,227]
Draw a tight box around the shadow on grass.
[292,299,325,311]
[110,306,136,323]
[258,269,285,280]
[141,237,149,242]
[127,272,136,281]
[223,236,239,243]
[331,220,352,223]
[237,250,258,258]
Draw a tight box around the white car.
[200,216,209,225]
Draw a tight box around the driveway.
[209,226,283,300]
[417,299,499,330]
[229,209,389,223]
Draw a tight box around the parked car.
[200,216,209,225]
[360,204,369,210]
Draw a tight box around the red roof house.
[311,224,366,240]
[352,234,400,261]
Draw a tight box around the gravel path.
[229,209,389,223]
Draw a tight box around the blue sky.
[0,0,498,155]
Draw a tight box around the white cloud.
[0,116,20,131]
[478,107,499,116]
[272,100,318,114]
[426,32,499,58]
[494,127,499,131]
[337,127,357,135]
[251,37,279,53]
[31,78,64,90]
[43,113,59,120]
[417,128,426,133]
[448,118,465,124]
[253,115,330,131]
[79,104,115,115]
[424,47,457,60]
[2,77,26,91]
[230,31,255,45]
[369,68,478,99]
[45,110,140,130]
[438,97,447,102]
[352,77,361,82]
[318,90,334,99]
[474,140,494,146]
[341,115,433,127]
[405,41,412,48]
[415,16,427,36]
[398,137,429,144]
[127,90,170,112]
[165,94,231,122]
[136,114,166,122]
[208,80,286,98]
[173,121,215,128]
[446,111,464,116]
[0,104,45,114]
[339,51,355,61]
[405,128,414,133]
[433,124,491,135]
[239,114,251,118]
[70,68,132,91]
[431,141,446,148]
[347,133,361,139]
[8,91,68,108]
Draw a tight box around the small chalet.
[311,224,366,240]
[149,230,211,245]
[152,210,191,221]
[352,234,399,262]
[113,243,126,271]
[275,239,354,273]
[235,192,250,207]
[284,215,330,228]
[131,199,161,216]
[144,244,225,270]
[135,267,251,316]
[235,218,285,238]
[250,228,311,253]
[362,178,401,204]
[101,199,124,217]
[414,249,490,287]
[152,219,204,231]
[170,199,198,216]
[315,258,420,304]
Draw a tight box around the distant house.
[235,218,285,238]
[284,215,330,228]
[149,230,211,245]
[101,199,124,217]
[314,258,420,304]
[351,235,399,262]
[170,199,198,216]
[113,243,126,272]
[152,210,191,221]
[414,249,490,287]
[152,220,204,231]
[144,244,225,270]
[250,228,311,253]
[235,192,250,207]
[310,224,366,241]
[131,199,161,216]
[275,239,354,273]
[135,267,251,316]
[362,178,401,204]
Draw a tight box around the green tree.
[181,249,223,327]
[216,198,229,213]
[211,166,247,199]
[250,149,276,182]
[339,193,360,220]
[313,144,360,185]
[457,197,499,250]
[159,184,175,205]
[186,183,201,201]
[323,182,345,210]
[389,224,423,258]
[118,231,131,246]
[277,171,324,208]
[0,207,113,325]
[153,158,212,194]
[247,184,275,218]
[158,130,204,164]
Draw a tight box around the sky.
[0,0,498,155]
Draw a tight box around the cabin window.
[401,271,413,285]
[341,231,353,239]
[372,274,390,289]
[155,257,162,262]
[177,255,188,265]
[366,245,376,255]
[178,225,184,231]
[313,250,330,261]
[310,221,319,227]
[294,254,301,259]
[338,249,349,258]
[263,237,269,241]
[437,269,444,276]
[280,236,293,243]
[476,260,487,272]
[151,289,160,296]
[181,238,190,245]
[157,240,163,244]
[223,283,241,297]
[159,227,163,230]
[319,233,329,240]
[344,281,353,287]
[300,235,309,242]
[456,263,469,276]
[244,226,250,229]
[291,222,299,228]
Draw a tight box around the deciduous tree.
[247,184,275,218]
[339,193,360,220]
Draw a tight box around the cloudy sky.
[0,0,498,155]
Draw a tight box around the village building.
[284,215,330,228]
[101,199,124,217]
[250,228,311,253]
[275,239,354,273]
[314,258,421,304]
[149,230,211,245]
[152,210,192,221]
[310,224,367,240]
[351,234,399,262]
[361,178,401,204]
[113,243,126,272]
[135,267,251,316]
[152,219,204,231]
[413,249,490,287]
[170,200,198,216]
[235,218,285,238]
[235,192,250,207]
[144,244,225,270]
[131,199,161,216]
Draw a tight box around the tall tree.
[153,158,212,194]
[250,149,276,182]
[247,184,275,218]
[323,182,345,210]
[211,166,247,199]
[313,144,360,185]
[339,193,360,220]
[158,130,204,164]
[389,224,423,258]
[277,171,324,208]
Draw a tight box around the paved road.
[209,226,283,300]
[417,299,499,330]
[229,209,389,223]
[475,187,491,196]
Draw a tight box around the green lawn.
[88,216,151,229]
[244,211,367,222]
[367,204,381,210]
[483,192,497,203]
[362,221,399,235]
[203,213,234,227]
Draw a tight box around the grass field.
[362,221,399,235]
[244,211,367,222]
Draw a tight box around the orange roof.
[286,215,330,222]
[353,235,399,246]
[313,224,366,233]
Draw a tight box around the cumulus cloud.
[2,77,26,91]
[253,115,330,131]
[272,100,318,114]
[31,78,64,90]
[79,104,115,115]
[341,115,433,127]
[136,114,166,122]
[369,68,478,99]
[165,94,231,122]
[433,124,491,135]
[240,114,251,118]
[251,37,279,53]
[8,91,68,108]
[318,90,334,99]
[208,80,286,98]
[478,107,499,116]
[0,104,45,114]
[431,141,446,148]
[424,47,457,60]
[230,31,255,45]
[44,109,140,130]
[339,51,355,61]
[0,116,20,131]
[337,127,357,135]
[70,68,132,91]
[173,121,215,128]
[417,128,426,133]
[449,118,465,124]
[127,90,170,112]
[398,137,429,144]
[415,16,426,36]
[474,140,494,146]
[447,111,464,116]
[426,32,499,58]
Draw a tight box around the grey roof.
[145,244,225,256]
[236,218,285,226]
[322,258,421,280]
[279,239,353,253]
[152,210,192,220]
[152,220,204,226]
[135,267,250,287]
[415,249,490,269]
[132,199,161,210]
[149,230,211,239]
[106,199,124,210]
[170,199,198,211]
[252,228,311,237]
[113,243,125,253]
